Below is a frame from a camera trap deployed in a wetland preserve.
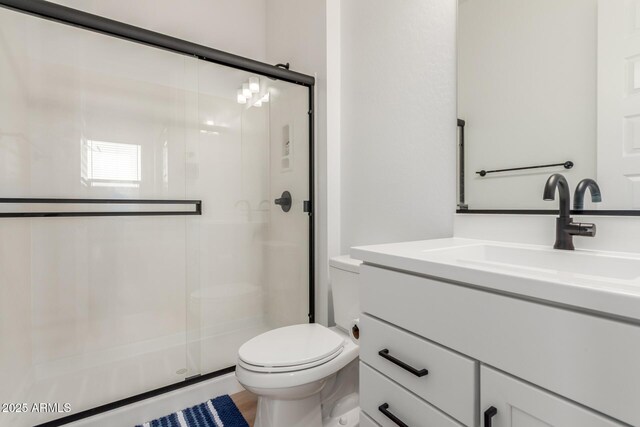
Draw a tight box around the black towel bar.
[476,161,573,177]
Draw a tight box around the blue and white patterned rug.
[136,395,249,427]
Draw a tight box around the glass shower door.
[0,5,206,426]
[187,63,311,377]
[0,5,312,427]
[0,7,201,426]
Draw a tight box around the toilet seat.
[238,324,346,373]
[236,326,359,392]
[238,346,344,373]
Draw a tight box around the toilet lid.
[238,324,345,368]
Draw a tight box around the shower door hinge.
[303,200,312,215]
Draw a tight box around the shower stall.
[0,2,314,426]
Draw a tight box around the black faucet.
[543,174,596,250]
[573,178,602,210]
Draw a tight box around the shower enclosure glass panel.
[187,62,310,377]
[0,6,310,427]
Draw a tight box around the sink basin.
[423,244,640,281]
[351,238,640,322]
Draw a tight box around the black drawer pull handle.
[378,349,429,377]
[379,403,409,427]
[484,406,498,427]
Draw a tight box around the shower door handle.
[274,191,292,212]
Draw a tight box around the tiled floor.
[231,390,258,427]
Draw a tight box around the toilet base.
[255,393,323,427]
[235,327,360,427]
[323,406,360,427]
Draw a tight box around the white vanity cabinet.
[358,263,638,427]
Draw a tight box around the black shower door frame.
[0,1,316,425]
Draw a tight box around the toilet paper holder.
[351,324,360,340]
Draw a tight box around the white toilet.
[235,255,362,427]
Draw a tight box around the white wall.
[454,214,640,254]
[340,0,457,252]
[49,0,268,61]
[458,0,597,209]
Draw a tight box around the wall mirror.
[457,0,640,214]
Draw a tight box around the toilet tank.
[329,255,362,332]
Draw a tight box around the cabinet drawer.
[360,314,477,426]
[360,362,464,427]
[360,265,640,426]
[360,411,380,427]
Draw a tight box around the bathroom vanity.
[352,238,640,427]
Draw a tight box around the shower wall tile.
[0,15,34,412]
[0,221,32,407]
[30,218,187,365]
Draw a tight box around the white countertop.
[351,238,640,322]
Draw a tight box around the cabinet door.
[480,366,624,427]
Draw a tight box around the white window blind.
[83,140,141,188]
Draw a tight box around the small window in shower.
[82,139,142,188]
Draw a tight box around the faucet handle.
[576,222,596,237]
